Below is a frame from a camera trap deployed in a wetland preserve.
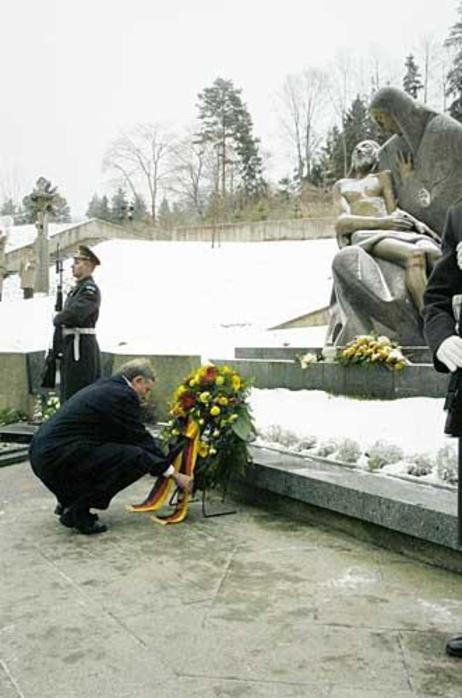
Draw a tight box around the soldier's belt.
[62,327,96,361]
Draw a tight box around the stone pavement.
[1,462,462,698]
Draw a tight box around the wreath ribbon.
[127,418,199,525]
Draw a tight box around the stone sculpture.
[327,87,462,347]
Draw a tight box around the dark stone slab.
[244,446,460,555]
[213,358,447,398]
[0,422,38,444]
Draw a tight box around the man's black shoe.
[446,636,462,657]
[74,519,108,535]
[59,508,76,528]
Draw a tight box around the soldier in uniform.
[29,359,193,535]
[54,245,101,401]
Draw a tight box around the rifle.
[40,244,64,389]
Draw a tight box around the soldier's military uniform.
[54,246,101,401]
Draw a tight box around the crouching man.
[29,359,192,535]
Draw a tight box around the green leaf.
[231,410,255,441]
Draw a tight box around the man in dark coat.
[29,359,193,535]
[54,245,101,401]
[423,201,462,658]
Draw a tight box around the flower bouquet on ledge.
[128,363,255,525]
[337,334,408,372]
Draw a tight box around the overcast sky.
[0,0,459,216]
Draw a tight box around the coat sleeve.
[423,207,462,372]
[54,283,100,327]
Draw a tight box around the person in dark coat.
[29,359,193,535]
[423,200,462,658]
[54,245,102,402]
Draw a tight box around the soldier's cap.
[73,245,100,266]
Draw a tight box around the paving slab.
[1,461,462,698]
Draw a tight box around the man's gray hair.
[114,358,156,382]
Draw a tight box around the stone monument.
[327,87,462,347]
[30,177,59,294]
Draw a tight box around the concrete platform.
[2,461,462,697]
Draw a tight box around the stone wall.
[0,350,201,421]
[138,217,336,243]
[5,219,150,273]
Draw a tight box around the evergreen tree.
[99,195,111,221]
[1,197,16,217]
[86,193,102,218]
[445,3,462,122]
[86,193,112,221]
[110,188,128,223]
[130,193,148,222]
[402,54,423,98]
[196,77,266,210]
[158,197,172,228]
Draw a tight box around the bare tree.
[279,67,329,182]
[167,134,217,220]
[103,123,176,224]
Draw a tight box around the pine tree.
[130,193,148,222]
[0,198,16,217]
[110,188,128,223]
[445,3,462,122]
[86,193,112,221]
[86,193,102,218]
[196,77,266,211]
[158,197,172,228]
[402,54,423,98]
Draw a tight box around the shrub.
[316,438,341,457]
[407,453,434,477]
[336,437,362,464]
[366,440,404,471]
[436,444,458,485]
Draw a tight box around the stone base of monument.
[213,349,449,399]
[234,445,462,571]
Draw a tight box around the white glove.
[457,241,462,270]
[436,335,462,372]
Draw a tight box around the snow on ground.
[250,388,448,457]
[1,238,336,355]
[0,237,453,479]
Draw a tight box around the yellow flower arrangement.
[337,334,408,372]
[163,363,255,490]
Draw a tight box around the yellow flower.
[189,378,198,387]
[199,391,211,403]
[198,442,209,457]
[216,375,225,385]
[209,447,217,456]
[210,405,221,416]
[171,428,180,436]
[231,375,241,391]
[218,396,229,406]
[198,418,205,425]
[212,429,220,437]
[175,385,187,397]
[222,366,232,374]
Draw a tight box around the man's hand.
[436,336,462,372]
[172,471,194,494]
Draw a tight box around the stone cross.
[30,177,59,293]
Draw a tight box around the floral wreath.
[129,363,255,525]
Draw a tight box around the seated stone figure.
[327,139,441,346]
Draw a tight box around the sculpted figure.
[328,140,441,346]
[370,86,462,235]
